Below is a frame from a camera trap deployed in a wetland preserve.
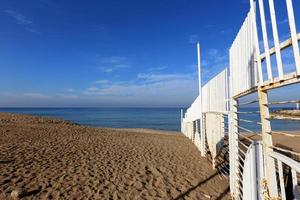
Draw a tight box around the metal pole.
[197,42,202,96]
[197,42,205,156]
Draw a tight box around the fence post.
[180,109,183,133]
[194,119,201,150]
[192,121,196,143]
[258,88,278,198]
[229,98,239,198]
[200,113,206,157]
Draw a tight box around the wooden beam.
[261,72,300,91]
[258,89,278,198]
[260,33,300,61]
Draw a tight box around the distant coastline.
[271,109,300,121]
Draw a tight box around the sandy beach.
[0,113,230,200]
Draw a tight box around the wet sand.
[0,113,230,200]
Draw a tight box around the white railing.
[229,5,259,98]
[268,150,300,199]
[181,0,300,199]
[182,68,228,165]
[202,69,228,113]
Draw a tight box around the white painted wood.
[182,1,300,198]
[250,0,264,85]
[230,5,261,96]
[277,160,286,200]
[258,0,273,80]
[229,99,240,198]
[242,142,264,200]
[258,89,278,197]
[286,0,300,75]
[202,69,227,113]
[291,169,300,199]
[268,151,300,172]
[268,0,284,79]
[201,113,206,157]
[206,113,224,167]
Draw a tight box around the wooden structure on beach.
[181,0,300,199]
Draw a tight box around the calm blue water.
[0,107,299,132]
[238,107,300,132]
[0,108,182,131]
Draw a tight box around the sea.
[0,107,299,132]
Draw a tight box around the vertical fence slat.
[251,0,264,85]
[278,160,286,200]
[268,0,284,79]
[286,0,300,75]
[231,99,240,198]
[291,169,300,199]
[258,0,273,80]
[201,113,206,157]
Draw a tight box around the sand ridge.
[0,113,230,199]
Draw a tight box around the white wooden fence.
[181,0,300,199]
[182,68,228,165]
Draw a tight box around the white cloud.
[66,88,75,92]
[137,73,193,83]
[4,10,32,25]
[101,56,127,64]
[24,92,51,99]
[267,18,288,26]
[4,9,39,33]
[149,66,168,71]
[94,80,109,84]
[86,87,98,92]
[59,94,79,99]
[83,72,198,106]
[25,27,40,34]
[278,19,288,25]
[97,56,130,73]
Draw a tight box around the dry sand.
[0,113,230,200]
[243,132,300,154]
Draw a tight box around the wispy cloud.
[4,10,32,25]
[3,9,39,33]
[97,56,130,73]
[59,94,79,99]
[94,79,109,84]
[267,18,288,26]
[137,73,193,83]
[101,56,127,64]
[201,48,228,81]
[66,88,75,92]
[82,72,198,106]
[148,66,168,72]
[24,92,51,99]
[278,19,288,25]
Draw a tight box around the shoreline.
[271,109,300,121]
[0,113,230,199]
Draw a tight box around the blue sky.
[0,0,299,107]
